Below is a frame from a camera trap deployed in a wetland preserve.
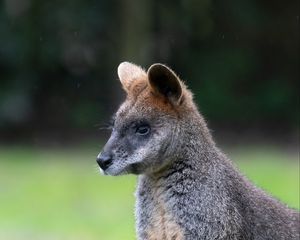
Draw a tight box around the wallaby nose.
[96,152,113,170]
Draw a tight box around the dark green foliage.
[0,0,298,140]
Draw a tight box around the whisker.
[98,124,113,131]
[95,114,116,131]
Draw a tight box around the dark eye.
[136,125,150,136]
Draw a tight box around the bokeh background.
[0,0,299,239]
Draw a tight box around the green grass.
[0,145,299,240]
[230,147,299,209]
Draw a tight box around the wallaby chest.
[136,176,184,240]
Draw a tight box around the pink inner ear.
[117,62,147,92]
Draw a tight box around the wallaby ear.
[117,62,147,93]
[147,63,183,104]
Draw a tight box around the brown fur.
[145,178,184,240]
[126,82,195,120]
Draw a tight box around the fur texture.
[97,62,299,240]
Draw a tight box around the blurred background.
[0,0,299,239]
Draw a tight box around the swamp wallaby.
[96,62,299,240]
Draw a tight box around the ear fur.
[147,63,183,104]
[117,62,147,93]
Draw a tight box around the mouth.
[97,158,140,176]
[97,162,119,176]
[98,163,129,176]
[96,152,113,172]
[97,160,115,175]
[98,166,107,175]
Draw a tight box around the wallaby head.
[97,62,202,176]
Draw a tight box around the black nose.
[96,152,113,170]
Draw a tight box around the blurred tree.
[0,0,298,142]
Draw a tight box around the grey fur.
[97,62,299,239]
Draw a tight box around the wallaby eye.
[136,125,150,136]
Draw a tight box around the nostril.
[96,153,113,170]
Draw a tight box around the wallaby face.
[97,62,195,176]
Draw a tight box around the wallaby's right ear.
[147,63,183,105]
[117,62,147,94]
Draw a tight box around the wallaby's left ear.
[118,62,147,94]
[147,64,183,104]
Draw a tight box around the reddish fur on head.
[117,62,194,116]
